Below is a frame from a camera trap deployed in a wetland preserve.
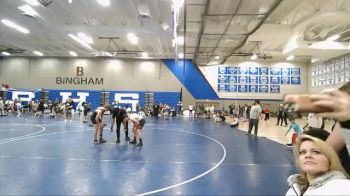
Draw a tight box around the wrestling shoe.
[99,138,106,143]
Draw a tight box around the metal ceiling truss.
[96,37,142,57]
[221,0,282,65]
[190,0,283,65]
[0,47,26,54]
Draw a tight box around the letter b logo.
[76,67,84,76]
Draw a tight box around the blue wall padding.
[6,89,180,111]
[162,59,219,100]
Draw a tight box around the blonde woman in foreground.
[286,135,350,196]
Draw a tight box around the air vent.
[3,48,26,53]
[137,3,151,25]
[137,3,151,17]
[38,0,53,7]
[137,14,151,22]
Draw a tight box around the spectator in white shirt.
[303,113,324,131]
[230,114,239,127]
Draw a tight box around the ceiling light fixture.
[160,22,169,31]
[141,52,148,58]
[24,0,40,6]
[127,33,138,45]
[33,51,43,56]
[286,55,294,61]
[68,0,72,3]
[68,34,93,50]
[178,53,184,58]
[18,4,39,17]
[207,61,220,65]
[96,0,110,7]
[1,51,10,56]
[326,34,340,42]
[250,53,257,60]
[311,58,319,63]
[1,19,30,34]
[77,32,93,44]
[214,56,220,59]
[176,36,184,45]
[310,41,343,49]
[249,41,264,60]
[137,3,151,18]
[172,0,184,7]
[69,51,77,56]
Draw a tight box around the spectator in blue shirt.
[285,117,303,145]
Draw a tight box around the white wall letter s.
[114,93,139,111]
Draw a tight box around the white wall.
[0,57,181,91]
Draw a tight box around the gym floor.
[0,114,296,195]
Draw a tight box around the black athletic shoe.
[136,142,143,146]
[94,140,98,144]
[129,139,137,144]
[99,138,106,143]
[125,136,130,141]
[116,138,120,143]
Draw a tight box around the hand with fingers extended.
[283,94,333,113]
[310,89,350,122]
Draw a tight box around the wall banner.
[270,68,281,75]
[281,68,290,76]
[270,76,281,84]
[270,85,280,93]
[218,66,227,74]
[227,84,237,92]
[249,85,258,93]
[291,68,300,76]
[291,77,301,85]
[281,76,291,85]
[238,85,248,92]
[249,67,258,75]
[218,84,227,92]
[259,85,269,93]
[259,76,269,84]
[259,67,269,75]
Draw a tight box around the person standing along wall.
[248,100,262,136]
[153,103,160,122]
[276,104,285,126]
